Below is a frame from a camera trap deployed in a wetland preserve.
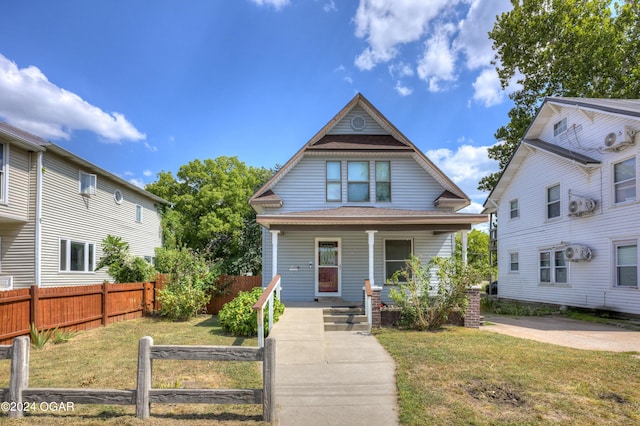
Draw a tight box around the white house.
[250,93,487,303]
[483,97,640,315]
[0,122,168,289]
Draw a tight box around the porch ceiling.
[256,206,487,232]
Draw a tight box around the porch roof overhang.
[256,206,487,232]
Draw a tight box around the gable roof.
[250,93,469,209]
[0,122,169,205]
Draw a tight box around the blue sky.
[0,0,517,213]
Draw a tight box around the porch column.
[270,230,280,279]
[365,230,377,286]
[461,230,468,265]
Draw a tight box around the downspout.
[34,151,43,287]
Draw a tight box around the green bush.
[218,287,285,337]
[388,256,481,331]
[95,235,156,283]
[157,277,211,321]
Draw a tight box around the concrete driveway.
[481,315,640,352]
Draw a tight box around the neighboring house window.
[136,205,143,223]
[553,118,567,136]
[509,252,519,272]
[0,143,6,203]
[510,199,519,219]
[615,241,637,287]
[614,157,636,204]
[79,171,97,195]
[546,184,560,219]
[375,161,391,202]
[347,161,369,202]
[385,239,413,281]
[59,239,95,272]
[144,256,155,264]
[539,249,567,284]
[326,161,342,202]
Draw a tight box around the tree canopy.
[478,0,640,192]
[145,156,274,275]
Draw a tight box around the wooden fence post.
[263,337,276,423]
[136,336,153,419]
[102,283,108,326]
[8,336,30,419]
[30,285,39,330]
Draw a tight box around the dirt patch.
[464,380,525,406]
[598,392,629,404]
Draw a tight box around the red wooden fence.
[0,275,261,344]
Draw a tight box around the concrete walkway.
[269,305,399,426]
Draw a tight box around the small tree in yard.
[388,255,482,331]
[96,235,156,283]
[154,247,220,321]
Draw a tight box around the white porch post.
[366,230,377,286]
[270,230,280,279]
[461,230,468,265]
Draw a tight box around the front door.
[316,239,341,296]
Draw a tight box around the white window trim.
[545,183,561,221]
[539,248,568,285]
[326,160,342,202]
[553,118,567,137]
[59,238,96,273]
[612,156,637,206]
[509,198,519,220]
[79,171,97,195]
[375,160,391,202]
[0,143,8,204]
[509,251,519,273]
[136,204,143,223]
[613,239,638,288]
[347,160,370,202]
[384,238,414,283]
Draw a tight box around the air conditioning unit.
[568,196,596,216]
[564,245,593,262]
[603,126,636,151]
[0,276,13,290]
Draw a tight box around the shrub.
[218,287,285,337]
[29,323,55,349]
[388,255,481,331]
[95,235,156,283]
[155,247,220,321]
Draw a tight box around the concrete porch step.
[324,323,371,332]
[323,307,370,332]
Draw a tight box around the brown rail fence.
[0,275,261,344]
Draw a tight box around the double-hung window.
[615,241,637,287]
[375,161,391,202]
[0,143,6,203]
[385,239,413,281]
[614,157,636,204]
[326,161,342,202]
[510,199,519,219]
[79,171,97,195]
[136,205,143,223]
[539,249,567,284]
[546,184,560,219]
[59,239,95,272]
[347,161,369,202]
[553,118,567,137]
[509,252,519,272]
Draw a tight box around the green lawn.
[375,326,640,425]
[0,316,268,425]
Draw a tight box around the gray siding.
[327,106,388,135]
[263,228,453,303]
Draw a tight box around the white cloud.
[144,141,158,152]
[129,178,145,188]
[417,23,457,92]
[0,54,145,142]
[394,81,413,96]
[428,144,498,184]
[143,169,153,177]
[388,62,414,79]
[250,0,290,10]
[472,67,522,107]
[323,0,337,12]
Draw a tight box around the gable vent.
[350,115,366,131]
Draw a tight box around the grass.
[0,315,267,425]
[375,326,640,425]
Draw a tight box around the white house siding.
[0,145,37,287]
[267,156,450,213]
[497,103,640,314]
[262,228,453,303]
[39,152,162,287]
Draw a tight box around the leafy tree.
[146,156,274,275]
[453,230,494,280]
[95,235,156,283]
[479,0,640,192]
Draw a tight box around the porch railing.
[252,275,281,348]
[363,279,373,327]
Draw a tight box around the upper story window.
[553,118,567,136]
[136,205,143,223]
[347,161,369,202]
[614,157,636,204]
[615,241,637,287]
[546,184,560,219]
[79,171,97,196]
[0,143,6,203]
[326,161,342,202]
[510,199,519,219]
[509,252,519,272]
[59,239,95,273]
[539,249,566,284]
[375,161,391,202]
